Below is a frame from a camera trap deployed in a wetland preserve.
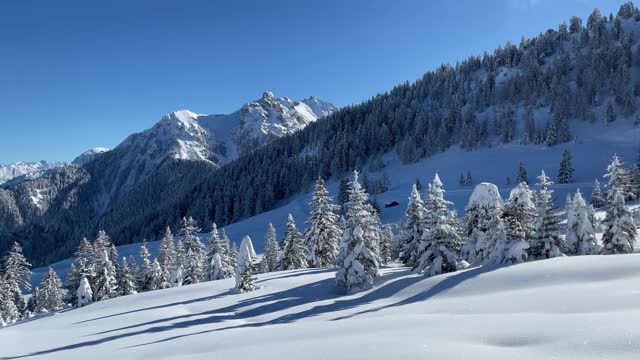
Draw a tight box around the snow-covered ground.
[4,254,640,359]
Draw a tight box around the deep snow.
[4,255,640,359]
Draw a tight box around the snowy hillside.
[0,161,66,185]
[7,255,640,360]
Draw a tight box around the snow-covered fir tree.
[137,242,153,291]
[35,268,64,312]
[591,179,606,208]
[179,217,206,285]
[117,256,138,296]
[304,177,341,268]
[530,170,565,259]
[173,236,186,284]
[462,183,504,264]
[379,225,394,265]
[264,223,280,272]
[157,226,175,288]
[517,161,529,184]
[1,277,20,324]
[335,171,379,293]
[220,229,234,275]
[465,170,473,186]
[235,236,257,292]
[415,174,466,275]
[77,277,93,308]
[399,184,425,267]
[206,222,233,280]
[229,239,238,271]
[281,214,308,270]
[362,201,382,260]
[209,252,226,281]
[502,182,536,243]
[63,263,80,306]
[601,156,637,254]
[566,190,598,255]
[148,259,164,291]
[557,150,575,184]
[490,210,529,265]
[2,242,31,315]
[93,250,118,301]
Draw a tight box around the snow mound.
[468,182,504,207]
[6,255,640,359]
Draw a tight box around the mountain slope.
[6,254,640,359]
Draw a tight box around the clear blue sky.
[0,0,627,163]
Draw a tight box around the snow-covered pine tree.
[517,161,529,184]
[172,237,185,287]
[557,150,575,184]
[490,211,529,265]
[138,242,153,291]
[591,179,606,208]
[465,170,473,186]
[304,177,341,268]
[415,178,422,191]
[264,223,280,272]
[63,263,79,306]
[206,222,232,280]
[148,259,164,291]
[2,242,31,314]
[462,183,504,264]
[335,171,379,293]
[281,214,308,270]
[363,201,382,260]
[77,277,93,307]
[0,277,20,324]
[235,236,257,292]
[502,182,536,243]
[229,239,238,271]
[566,190,598,255]
[601,156,637,254]
[36,268,64,312]
[74,237,94,266]
[209,252,226,280]
[399,184,425,267]
[530,170,565,259]
[415,174,465,275]
[380,225,394,265]
[179,217,206,285]
[459,173,465,186]
[117,256,137,296]
[219,229,233,276]
[93,230,116,267]
[157,226,175,288]
[93,250,118,301]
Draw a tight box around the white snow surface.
[6,255,640,359]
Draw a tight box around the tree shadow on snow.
[6,265,499,358]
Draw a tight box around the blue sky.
[0,0,628,163]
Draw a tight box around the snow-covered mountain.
[116,91,336,168]
[72,147,110,166]
[0,161,66,185]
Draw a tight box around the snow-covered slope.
[0,161,66,185]
[71,147,110,166]
[7,255,640,359]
